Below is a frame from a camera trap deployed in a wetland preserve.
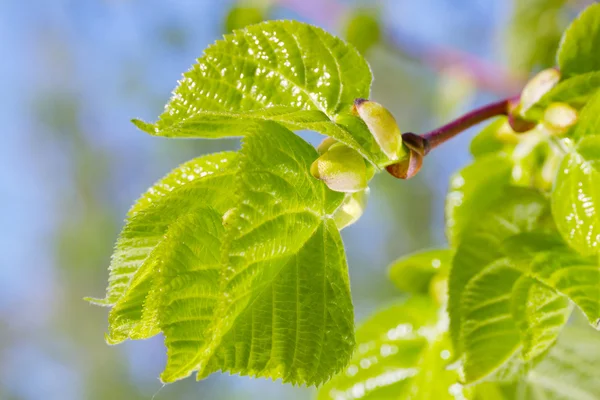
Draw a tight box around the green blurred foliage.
[343,9,382,55]
[506,0,569,72]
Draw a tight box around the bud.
[520,68,561,113]
[353,98,404,161]
[316,137,337,155]
[333,188,369,230]
[429,273,448,306]
[385,133,426,179]
[310,143,368,193]
[543,102,578,135]
[495,120,521,144]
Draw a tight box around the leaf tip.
[131,118,158,135]
[84,296,112,307]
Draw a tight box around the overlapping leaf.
[87,152,240,343]
[449,186,600,383]
[445,154,513,246]
[557,3,600,78]
[388,249,452,295]
[552,104,600,255]
[523,325,600,399]
[176,122,351,385]
[317,297,467,400]
[449,187,552,356]
[522,71,600,121]
[132,20,394,166]
[91,121,355,385]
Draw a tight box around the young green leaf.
[522,71,600,121]
[445,154,513,246]
[333,189,370,230]
[557,3,600,78]
[571,89,600,139]
[162,122,351,385]
[132,21,396,166]
[317,297,467,400]
[87,152,239,343]
[461,259,525,383]
[469,117,510,159]
[524,325,600,399]
[388,249,452,295]
[511,276,571,361]
[520,251,600,329]
[448,187,551,354]
[552,136,600,255]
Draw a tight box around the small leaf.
[520,68,561,115]
[344,9,382,55]
[522,251,600,329]
[333,188,370,230]
[525,325,600,398]
[461,259,524,383]
[557,3,600,78]
[522,71,600,121]
[511,276,571,361]
[445,155,513,246]
[224,6,265,33]
[388,249,453,295]
[469,117,509,159]
[572,89,600,139]
[317,297,467,400]
[552,136,600,255]
[133,21,396,166]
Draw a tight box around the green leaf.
[445,154,513,246]
[572,89,600,139]
[344,9,382,55]
[388,249,453,295]
[524,325,600,399]
[87,152,239,343]
[506,0,567,72]
[461,259,525,383]
[469,117,509,159]
[520,251,600,329]
[160,122,351,384]
[132,21,395,166]
[557,3,600,78]
[224,6,266,33]
[453,226,599,383]
[552,135,600,255]
[317,297,468,400]
[511,276,571,361]
[522,71,600,121]
[448,187,551,355]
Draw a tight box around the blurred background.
[0,0,589,399]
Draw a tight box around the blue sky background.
[0,1,536,399]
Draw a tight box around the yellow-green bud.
[333,188,369,230]
[429,273,448,306]
[495,120,521,144]
[316,137,337,155]
[353,98,403,161]
[543,102,578,135]
[310,143,368,193]
[520,68,561,113]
